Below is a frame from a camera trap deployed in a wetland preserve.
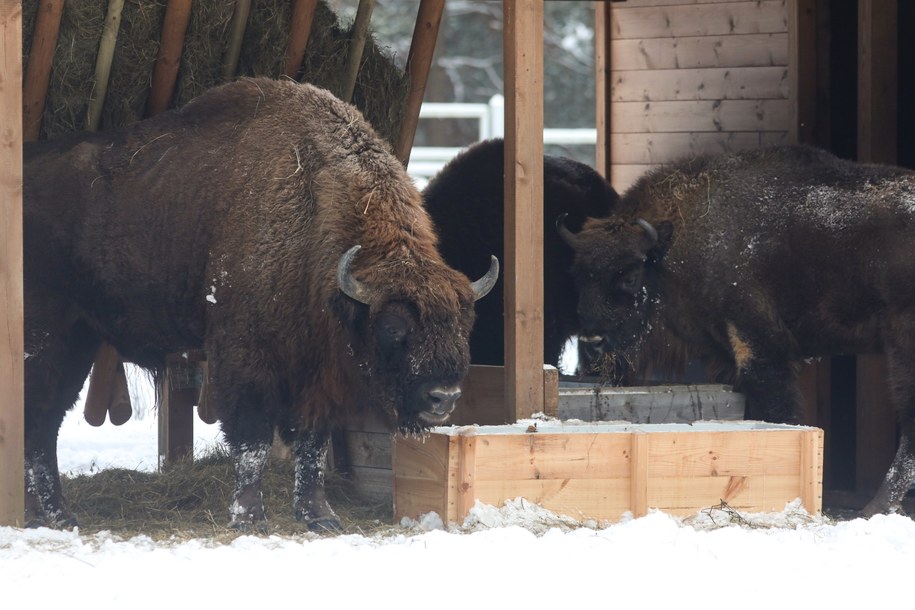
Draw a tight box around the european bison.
[422,138,619,369]
[24,77,497,531]
[558,144,915,516]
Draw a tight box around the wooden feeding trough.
[393,420,824,524]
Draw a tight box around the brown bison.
[422,138,618,369]
[558,144,915,517]
[24,77,498,531]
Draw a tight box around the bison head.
[336,245,498,433]
[558,214,673,361]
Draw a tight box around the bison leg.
[24,319,99,528]
[293,428,342,532]
[860,435,915,517]
[227,440,271,531]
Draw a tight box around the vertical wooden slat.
[157,375,196,467]
[22,0,64,141]
[283,0,318,78]
[339,0,375,103]
[86,0,125,131]
[222,0,251,81]
[630,432,649,518]
[0,0,24,528]
[593,0,612,178]
[394,0,445,165]
[788,0,818,144]
[800,429,824,514]
[855,0,897,495]
[457,435,476,521]
[146,0,193,117]
[503,0,544,422]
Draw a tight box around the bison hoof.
[305,516,343,533]
[25,514,78,530]
[227,516,269,534]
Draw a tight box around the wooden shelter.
[1,0,910,525]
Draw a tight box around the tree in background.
[328,0,596,162]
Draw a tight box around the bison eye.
[376,310,411,349]
[618,271,640,295]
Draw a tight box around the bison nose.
[427,387,462,417]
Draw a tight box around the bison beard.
[22,77,497,531]
[561,144,915,517]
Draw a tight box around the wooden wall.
[605,0,791,192]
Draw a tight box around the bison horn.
[556,213,579,248]
[634,218,658,245]
[471,256,500,301]
[337,245,372,304]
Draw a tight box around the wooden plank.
[283,0,318,78]
[799,428,824,514]
[157,379,195,466]
[22,0,64,141]
[457,435,476,521]
[503,0,544,421]
[86,0,125,132]
[610,1,788,41]
[394,0,444,165]
[339,0,375,103]
[392,432,450,480]
[645,430,806,477]
[611,66,790,102]
[855,0,897,495]
[611,33,788,71]
[611,99,791,133]
[343,429,392,470]
[472,478,632,522]
[146,0,193,117]
[647,474,803,513]
[472,432,633,480]
[222,0,251,81]
[614,0,769,9]
[0,0,23,528]
[594,0,611,178]
[609,131,768,165]
[630,432,649,518]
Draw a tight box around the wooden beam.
[594,0,612,178]
[855,0,897,495]
[0,1,24,527]
[788,0,817,144]
[503,0,544,421]
[22,0,64,141]
[222,0,251,81]
[339,0,375,103]
[86,0,125,131]
[394,0,445,165]
[283,0,318,78]
[157,374,195,467]
[146,0,193,117]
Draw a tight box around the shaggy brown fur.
[23,77,495,531]
[561,144,915,517]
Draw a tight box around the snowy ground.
[3,367,915,608]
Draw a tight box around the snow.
[3,381,915,607]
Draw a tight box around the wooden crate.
[393,420,823,524]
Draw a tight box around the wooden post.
[855,0,897,495]
[86,0,125,131]
[146,0,193,117]
[593,0,612,179]
[0,1,24,527]
[283,0,318,78]
[394,0,445,165]
[503,0,544,421]
[339,0,375,103]
[788,0,818,145]
[222,0,251,81]
[157,372,195,467]
[22,0,64,141]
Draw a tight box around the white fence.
[407,94,597,186]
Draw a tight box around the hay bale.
[23,0,408,144]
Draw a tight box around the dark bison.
[422,138,619,369]
[558,144,915,516]
[24,77,498,531]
